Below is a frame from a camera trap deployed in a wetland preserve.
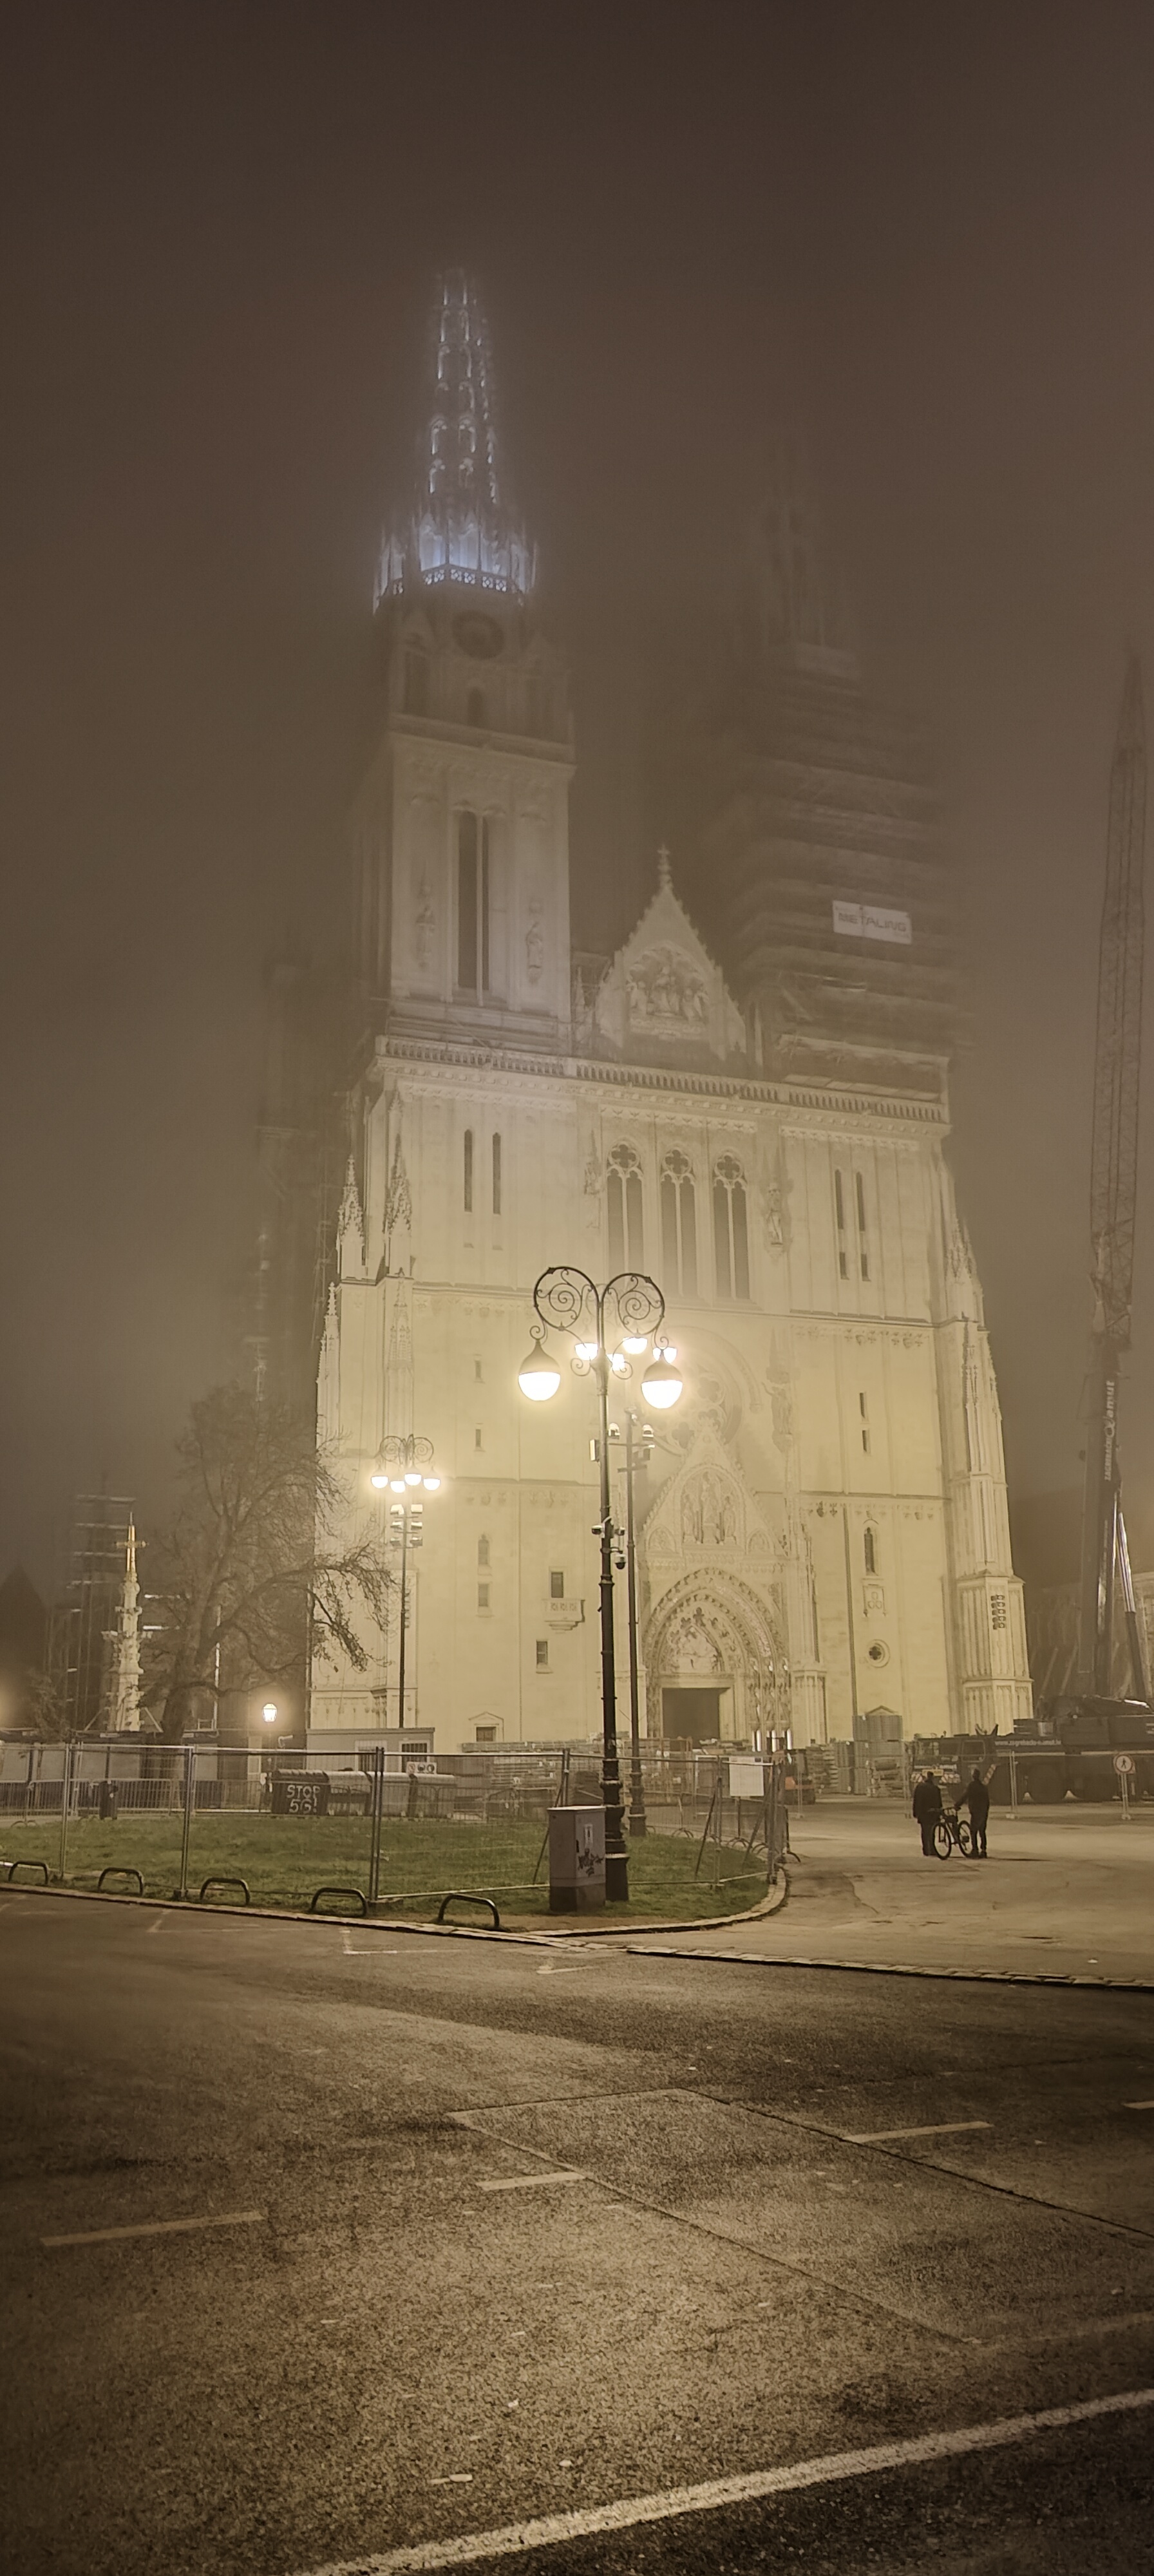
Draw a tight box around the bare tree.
[143,1385,392,1738]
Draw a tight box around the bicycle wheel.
[956,1817,974,1858]
[932,1818,953,1858]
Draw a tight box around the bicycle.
[933,1808,974,1859]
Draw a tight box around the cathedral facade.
[310,275,1032,1752]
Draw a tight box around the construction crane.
[1077,652,1149,1700]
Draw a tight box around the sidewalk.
[646,1799,1154,1983]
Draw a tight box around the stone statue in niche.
[762,1180,785,1247]
[681,1472,737,1549]
[627,946,708,1034]
[414,878,435,971]
[582,1132,602,1197]
[525,900,544,983]
[771,1387,793,1453]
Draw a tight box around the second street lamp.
[517,1267,683,1900]
[370,1434,441,1730]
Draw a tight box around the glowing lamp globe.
[641,1343,683,1410]
[261,1702,278,1725]
[370,1471,389,1490]
[404,1469,422,1486]
[621,1333,648,1356]
[518,1341,561,1401]
[422,1475,441,1491]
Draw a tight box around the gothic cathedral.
[310,274,1031,1754]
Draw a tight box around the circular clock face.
[453,612,504,661]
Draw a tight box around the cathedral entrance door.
[661,1687,724,1744]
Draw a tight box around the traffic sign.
[1114,1752,1135,1776]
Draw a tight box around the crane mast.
[1077,654,1149,1699]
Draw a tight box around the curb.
[621,1944,1154,1991]
[0,1870,789,1945]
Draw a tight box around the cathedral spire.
[748,424,855,672]
[375,271,535,608]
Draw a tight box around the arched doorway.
[644,1573,784,1745]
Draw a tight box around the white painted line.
[1124,2100,1154,2110]
[843,2119,992,2145]
[290,2386,1154,2576]
[477,2170,591,2194]
[145,1913,167,1934]
[41,2208,265,2248]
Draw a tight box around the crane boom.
[1077,654,1148,1698]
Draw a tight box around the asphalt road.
[3,1893,1154,2574]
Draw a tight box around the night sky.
[3,1,1153,1589]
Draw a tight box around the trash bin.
[547,1804,606,1913]
[97,1781,118,1822]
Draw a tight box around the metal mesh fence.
[0,1737,784,1918]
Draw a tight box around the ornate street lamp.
[517,1268,682,1899]
[370,1434,441,1729]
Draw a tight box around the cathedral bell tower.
[354,272,573,1052]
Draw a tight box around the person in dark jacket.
[912,1770,943,1855]
[959,1768,990,1857]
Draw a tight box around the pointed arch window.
[660,1151,697,1296]
[463,1129,473,1212]
[864,1525,877,1576]
[491,1132,502,1216]
[457,810,491,996]
[712,1155,750,1301]
[607,1145,644,1271]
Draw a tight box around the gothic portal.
[309,272,1031,1752]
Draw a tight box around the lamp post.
[609,1410,656,1837]
[518,1268,683,1900]
[370,1435,442,1730]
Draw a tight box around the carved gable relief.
[641,1426,773,1571]
[666,1605,724,1674]
[680,1471,739,1550]
[627,945,707,1034]
[592,866,746,1063]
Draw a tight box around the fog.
[3,0,1153,1583]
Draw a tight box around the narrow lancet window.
[607,1146,644,1269]
[660,1151,697,1296]
[457,811,491,994]
[713,1156,750,1300]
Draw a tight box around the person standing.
[912,1769,943,1856]
[960,1766,990,1858]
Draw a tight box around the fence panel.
[185,1749,375,1909]
[0,1742,189,1895]
[0,1736,779,1917]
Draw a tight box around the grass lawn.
[0,1808,766,1922]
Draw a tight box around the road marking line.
[145,1913,168,1933]
[41,2208,265,2248]
[843,2119,992,2145]
[477,2171,590,2193]
[290,2387,1154,2576]
[1124,2100,1154,2110]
